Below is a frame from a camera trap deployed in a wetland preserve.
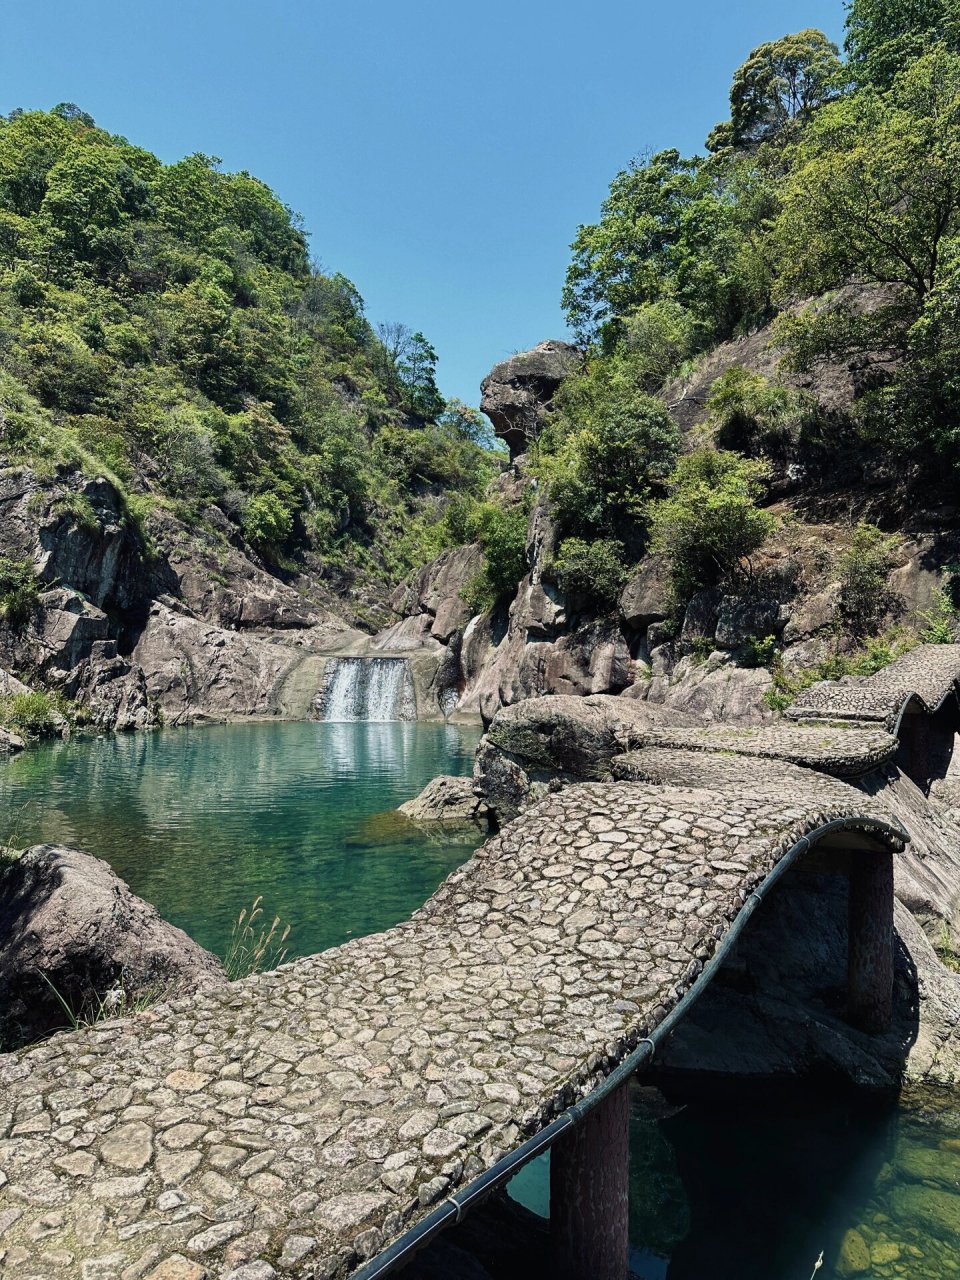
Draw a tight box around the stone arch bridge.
[2,644,960,1280]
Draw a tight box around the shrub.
[459,500,529,612]
[551,537,630,611]
[243,491,294,551]
[54,491,100,534]
[647,450,776,600]
[708,367,820,457]
[839,522,900,635]
[539,355,681,535]
[0,691,56,735]
[0,557,40,628]
[919,588,960,643]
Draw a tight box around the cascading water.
[316,657,418,722]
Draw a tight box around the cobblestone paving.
[633,723,897,777]
[0,779,904,1280]
[788,644,960,729]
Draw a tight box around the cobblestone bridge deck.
[0,760,907,1280]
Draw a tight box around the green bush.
[54,491,100,534]
[459,500,529,612]
[708,367,821,457]
[551,537,629,611]
[919,587,960,643]
[0,691,56,735]
[538,355,681,537]
[0,557,40,628]
[839,523,900,635]
[243,491,294,551]
[648,450,776,600]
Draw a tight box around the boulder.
[0,844,226,1042]
[474,693,697,821]
[714,595,781,649]
[398,776,490,827]
[643,652,774,724]
[680,588,723,642]
[619,557,672,630]
[132,601,302,723]
[61,653,159,732]
[0,727,24,754]
[782,584,841,644]
[480,341,581,457]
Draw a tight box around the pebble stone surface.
[633,722,898,777]
[0,769,905,1280]
[787,644,960,729]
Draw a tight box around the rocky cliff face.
[0,463,360,730]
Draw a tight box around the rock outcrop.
[398,775,491,827]
[0,844,226,1042]
[479,340,581,458]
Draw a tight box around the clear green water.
[3,721,960,1276]
[509,1085,960,1279]
[0,720,482,958]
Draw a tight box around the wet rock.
[0,726,24,754]
[837,1227,871,1276]
[480,341,581,457]
[399,776,490,828]
[0,843,226,1040]
[887,1183,960,1239]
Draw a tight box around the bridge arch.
[0,773,908,1280]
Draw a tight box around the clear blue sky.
[2,0,846,406]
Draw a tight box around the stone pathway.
[788,643,960,729]
[0,772,905,1279]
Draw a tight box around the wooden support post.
[550,1079,630,1280]
[848,850,894,1034]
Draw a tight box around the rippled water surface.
[0,720,483,957]
[509,1085,960,1279]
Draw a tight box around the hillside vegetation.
[533,0,960,633]
[0,105,496,589]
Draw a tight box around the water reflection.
[508,1084,960,1278]
[0,720,483,958]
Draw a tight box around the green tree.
[775,50,960,307]
[648,450,775,598]
[773,49,960,462]
[562,149,771,348]
[708,29,844,152]
[845,0,960,88]
[539,354,681,536]
[397,330,444,419]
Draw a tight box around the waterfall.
[316,657,418,722]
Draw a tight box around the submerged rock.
[0,843,226,1042]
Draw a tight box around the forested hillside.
[0,105,495,590]
[512,0,960,663]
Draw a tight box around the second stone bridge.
[0,761,907,1280]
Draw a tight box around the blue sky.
[2,0,846,405]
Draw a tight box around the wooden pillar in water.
[848,850,894,1034]
[550,1079,630,1280]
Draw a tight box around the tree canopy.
[708,29,845,152]
[0,106,494,584]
